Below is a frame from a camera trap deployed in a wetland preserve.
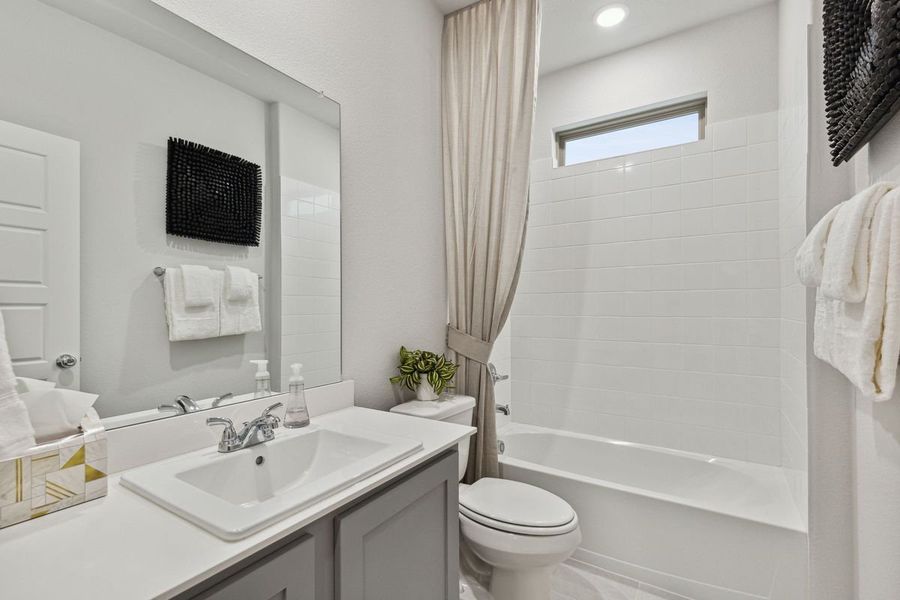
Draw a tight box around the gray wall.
[0,0,270,416]
[154,0,447,410]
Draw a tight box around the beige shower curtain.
[442,0,540,481]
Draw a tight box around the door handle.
[55,354,78,369]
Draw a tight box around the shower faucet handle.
[488,363,509,384]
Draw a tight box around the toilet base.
[489,565,553,600]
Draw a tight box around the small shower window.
[556,97,707,166]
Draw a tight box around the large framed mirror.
[0,0,341,429]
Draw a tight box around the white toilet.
[390,396,581,600]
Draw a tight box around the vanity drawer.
[188,534,315,600]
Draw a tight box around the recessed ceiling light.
[595,4,628,28]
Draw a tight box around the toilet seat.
[459,478,578,536]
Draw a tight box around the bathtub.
[498,423,807,600]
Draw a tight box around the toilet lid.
[459,479,576,533]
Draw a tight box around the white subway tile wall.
[280,176,341,391]
[511,113,782,464]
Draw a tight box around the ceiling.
[432,0,774,75]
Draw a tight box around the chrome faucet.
[158,395,200,414]
[207,402,283,453]
[211,392,234,408]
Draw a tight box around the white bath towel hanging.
[220,269,261,336]
[224,265,255,302]
[795,202,843,287]
[163,267,220,341]
[819,182,893,302]
[180,264,215,308]
[0,310,35,460]
[811,186,900,400]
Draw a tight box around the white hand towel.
[0,310,35,460]
[820,182,893,302]
[181,264,215,308]
[795,202,843,287]
[163,268,220,341]
[224,266,255,302]
[813,187,900,399]
[220,271,261,336]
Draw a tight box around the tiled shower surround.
[511,112,783,464]
[280,176,341,391]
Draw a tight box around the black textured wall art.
[166,138,262,246]
[824,0,900,166]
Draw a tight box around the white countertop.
[0,406,474,600]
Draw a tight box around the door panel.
[0,119,79,386]
[336,451,459,600]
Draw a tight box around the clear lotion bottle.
[284,363,310,428]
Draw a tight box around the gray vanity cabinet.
[335,451,459,600]
[190,534,316,600]
[178,450,458,600]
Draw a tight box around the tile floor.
[461,558,693,600]
[552,560,692,600]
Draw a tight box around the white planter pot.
[416,375,440,401]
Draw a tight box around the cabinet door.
[336,451,459,600]
[191,535,315,600]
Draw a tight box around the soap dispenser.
[250,360,271,398]
[284,363,310,428]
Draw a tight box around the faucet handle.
[262,402,284,427]
[207,416,238,451]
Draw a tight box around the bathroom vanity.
[181,451,459,600]
[0,386,474,600]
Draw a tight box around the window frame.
[555,97,708,167]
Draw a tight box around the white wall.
[514,114,783,463]
[850,100,900,600]
[777,0,811,526]
[153,0,446,410]
[532,4,778,162]
[0,0,270,416]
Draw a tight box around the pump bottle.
[284,363,310,428]
[250,360,271,398]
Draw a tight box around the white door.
[0,119,79,388]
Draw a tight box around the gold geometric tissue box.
[0,408,107,529]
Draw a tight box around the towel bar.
[152,266,262,279]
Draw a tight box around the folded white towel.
[820,182,893,302]
[163,268,220,341]
[181,264,215,308]
[812,187,900,399]
[224,266,256,302]
[795,202,843,287]
[220,272,261,336]
[0,310,35,460]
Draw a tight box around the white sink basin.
[121,424,422,540]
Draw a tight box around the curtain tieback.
[447,325,493,365]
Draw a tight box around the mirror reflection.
[0,0,340,429]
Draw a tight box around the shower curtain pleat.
[441,0,541,482]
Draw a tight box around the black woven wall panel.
[166,137,262,246]
[824,0,900,166]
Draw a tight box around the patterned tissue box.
[0,409,107,528]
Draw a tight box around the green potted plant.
[389,346,459,401]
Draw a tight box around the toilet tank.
[389,395,476,481]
